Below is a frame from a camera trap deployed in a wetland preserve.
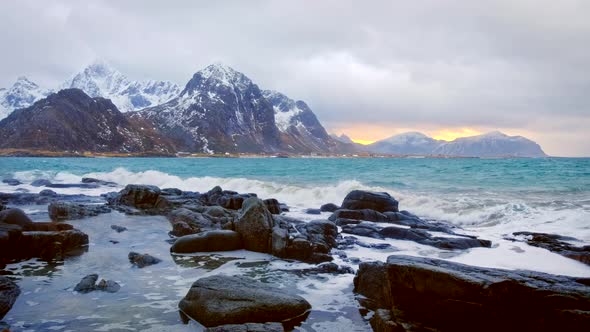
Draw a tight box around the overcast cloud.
[1,0,589,156]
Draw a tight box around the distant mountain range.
[363,131,547,157]
[0,63,353,154]
[0,62,547,157]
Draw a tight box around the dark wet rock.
[0,209,88,263]
[236,198,274,253]
[179,275,311,327]
[263,198,282,215]
[2,179,22,186]
[369,309,405,332]
[341,190,399,213]
[167,208,235,237]
[170,230,242,253]
[0,208,35,229]
[48,201,111,221]
[81,177,117,187]
[512,231,590,266]
[296,220,338,254]
[161,187,183,196]
[0,321,10,331]
[0,202,5,212]
[271,225,289,257]
[39,189,58,196]
[329,208,390,223]
[0,191,101,206]
[354,255,590,332]
[205,322,284,332]
[305,208,321,215]
[116,185,161,209]
[320,203,339,212]
[20,229,89,261]
[342,223,491,250]
[74,274,120,293]
[109,240,119,244]
[96,279,121,293]
[128,252,161,268]
[0,276,20,320]
[341,223,383,239]
[279,203,289,212]
[292,262,355,275]
[74,274,98,293]
[31,179,52,187]
[46,183,99,189]
[110,225,127,233]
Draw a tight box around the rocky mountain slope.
[433,131,547,157]
[134,64,349,154]
[366,132,443,155]
[365,131,547,157]
[0,77,50,120]
[0,89,174,154]
[262,90,345,153]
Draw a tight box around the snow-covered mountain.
[433,131,547,157]
[262,90,344,153]
[0,77,50,119]
[0,89,175,154]
[135,64,349,154]
[365,131,546,157]
[366,132,443,155]
[135,64,281,153]
[61,61,180,112]
[330,133,355,145]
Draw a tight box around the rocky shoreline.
[1,179,589,331]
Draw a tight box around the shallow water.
[1,157,590,330]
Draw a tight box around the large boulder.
[320,203,339,212]
[179,275,311,327]
[19,229,89,260]
[168,208,222,237]
[341,190,399,213]
[297,220,338,253]
[48,202,111,221]
[0,276,20,320]
[116,185,161,209]
[170,230,242,253]
[235,198,274,253]
[354,255,590,332]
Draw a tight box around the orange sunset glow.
[431,128,481,141]
[339,126,483,145]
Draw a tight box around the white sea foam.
[3,167,590,276]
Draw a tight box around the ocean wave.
[3,167,590,241]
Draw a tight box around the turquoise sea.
[1,157,590,331]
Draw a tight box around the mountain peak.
[199,63,244,81]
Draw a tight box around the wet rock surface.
[179,275,311,327]
[128,252,161,268]
[170,230,242,253]
[341,190,399,213]
[0,208,89,263]
[0,276,20,320]
[74,274,121,293]
[354,255,590,332]
[512,231,590,265]
[48,201,111,221]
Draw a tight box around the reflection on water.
[3,211,372,331]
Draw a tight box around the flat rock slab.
[179,275,311,327]
[354,255,590,332]
[170,230,242,253]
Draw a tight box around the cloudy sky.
[1,0,589,156]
